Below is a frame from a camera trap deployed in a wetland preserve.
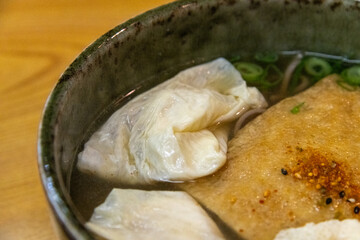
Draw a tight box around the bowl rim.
[37,0,199,239]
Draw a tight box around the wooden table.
[0,0,173,239]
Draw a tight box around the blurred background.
[0,0,173,239]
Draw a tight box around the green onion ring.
[255,52,279,63]
[233,62,264,82]
[259,64,283,89]
[304,57,332,78]
[341,65,360,86]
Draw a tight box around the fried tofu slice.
[180,75,360,240]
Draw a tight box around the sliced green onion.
[290,102,305,114]
[289,60,305,93]
[340,65,360,86]
[233,62,264,82]
[336,79,358,91]
[255,52,279,63]
[304,57,332,78]
[258,64,283,89]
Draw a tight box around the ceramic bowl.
[38,0,360,239]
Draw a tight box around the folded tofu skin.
[180,75,360,240]
[86,189,225,240]
[77,58,267,184]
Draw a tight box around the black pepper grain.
[354,206,360,214]
[339,191,345,198]
[326,197,332,205]
[281,168,288,175]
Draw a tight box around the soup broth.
[70,51,360,238]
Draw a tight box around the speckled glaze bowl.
[38,0,360,239]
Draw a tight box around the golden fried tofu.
[180,75,360,240]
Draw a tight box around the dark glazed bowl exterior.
[38,0,360,239]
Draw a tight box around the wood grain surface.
[0,0,173,239]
